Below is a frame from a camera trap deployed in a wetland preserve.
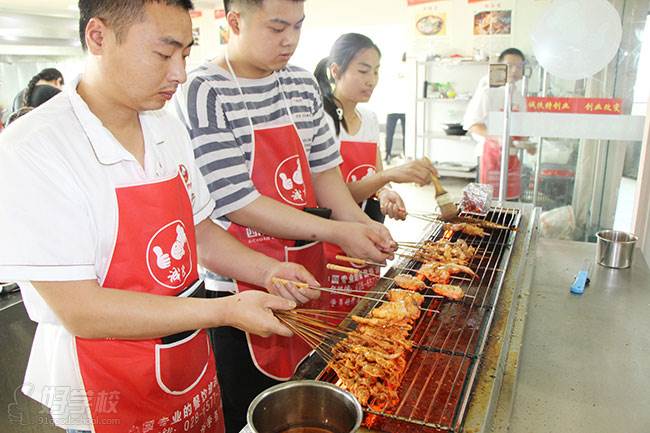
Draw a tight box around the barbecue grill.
[294,203,540,433]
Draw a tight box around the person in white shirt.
[0,2,320,433]
[314,33,439,222]
[313,33,438,313]
[463,47,535,200]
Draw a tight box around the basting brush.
[431,175,458,221]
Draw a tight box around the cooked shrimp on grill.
[454,216,511,231]
[418,262,476,284]
[413,239,476,265]
[444,222,486,237]
[393,273,427,291]
[329,289,424,409]
[431,284,465,301]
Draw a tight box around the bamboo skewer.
[272,277,443,311]
[335,255,385,267]
[273,278,444,306]
[326,265,469,303]
[275,310,413,362]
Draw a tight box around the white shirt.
[326,106,380,145]
[463,75,526,153]
[0,75,214,430]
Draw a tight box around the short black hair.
[78,0,194,50]
[498,48,525,62]
[224,0,304,14]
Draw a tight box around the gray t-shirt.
[175,62,342,222]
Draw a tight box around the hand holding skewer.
[264,262,321,304]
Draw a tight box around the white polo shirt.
[0,75,215,430]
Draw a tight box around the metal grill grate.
[296,206,522,433]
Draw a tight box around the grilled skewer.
[326,265,467,301]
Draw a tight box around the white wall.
[187,0,553,125]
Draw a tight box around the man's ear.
[85,17,108,55]
[226,10,242,36]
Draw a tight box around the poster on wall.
[416,12,447,36]
[473,10,511,35]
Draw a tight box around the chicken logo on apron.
[346,164,376,183]
[147,221,192,289]
[274,155,307,206]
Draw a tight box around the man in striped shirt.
[175,0,396,431]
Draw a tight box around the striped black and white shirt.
[175,62,342,221]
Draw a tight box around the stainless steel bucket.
[595,230,638,269]
[247,380,362,433]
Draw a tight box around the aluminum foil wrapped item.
[459,183,493,216]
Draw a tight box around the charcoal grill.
[294,204,535,433]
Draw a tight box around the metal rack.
[296,206,522,432]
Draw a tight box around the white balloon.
[531,0,622,81]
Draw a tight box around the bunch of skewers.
[273,214,514,413]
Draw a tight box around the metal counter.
[492,239,650,433]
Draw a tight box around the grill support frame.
[294,203,540,433]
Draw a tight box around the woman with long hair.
[314,33,438,309]
[11,68,64,112]
[315,33,437,222]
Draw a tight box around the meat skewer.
[408,213,514,231]
[326,266,467,302]
[271,277,443,312]
[443,222,487,237]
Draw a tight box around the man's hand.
[378,189,407,220]
[224,291,296,338]
[263,262,320,304]
[333,221,395,263]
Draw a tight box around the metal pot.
[596,230,638,269]
[247,380,362,433]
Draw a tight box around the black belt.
[161,280,207,344]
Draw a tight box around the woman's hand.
[378,189,407,220]
[384,158,438,186]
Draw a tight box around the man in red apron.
[464,48,535,200]
[175,1,397,431]
[0,2,321,433]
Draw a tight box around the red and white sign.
[526,97,623,115]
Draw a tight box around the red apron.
[323,140,380,313]
[480,138,521,200]
[74,170,224,433]
[226,122,329,380]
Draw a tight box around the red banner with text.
[525,97,623,115]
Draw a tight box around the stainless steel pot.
[596,230,638,269]
[247,380,362,433]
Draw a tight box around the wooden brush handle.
[271,277,310,289]
[431,174,447,197]
[335,255,367,265]
[326,264,360,274]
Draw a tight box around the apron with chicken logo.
[480,138,521,200]
[323,140,380,313]
[224,56,328,380]
[74,169,224,433]
[480,93,523,200]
